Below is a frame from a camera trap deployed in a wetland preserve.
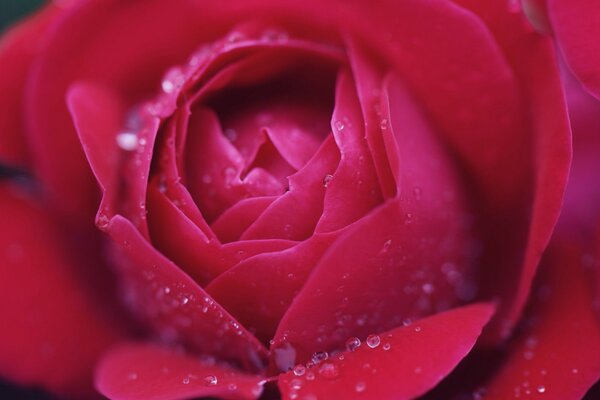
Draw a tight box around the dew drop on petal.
[537,385,546,394]
[162,67,185,94]
[312,351,329,365]
[382,343,391,351]
[323,174,334,188]
[355,381,366,393]
[293,364,306,376]
[366,334,381,349]
[204,375,218,386]
[345,337,361,352]
[117,132,139,151]
[335,120,345,131]
[318,362,339,379]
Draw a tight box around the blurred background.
[1,2,56,399]
[0,0,45,31]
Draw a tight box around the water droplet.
[117,132,139,151]
[345,337,361,352]
[380,118,389,130]
[290,378,303,390]
[335,120,345,131]
[366,334,381,348]
[97,213,110,230]
[182,377,190,384]
[422,283,434,294]
[181,296,189,305]
[355,381,366,393]
[318,362,339,379]
[413,187,422,200]
[274,342,297,372]
[228,383,238,391]
[537,385,546,394]
[163,286,171,294]
[414,326,422,332]
[292,364,306,376]
[311,351,329,365]
[382,343,391,351]
[306,372,315,381]
[572,368,579,374]
[323,174,334,188]
[381,239,392,253]
[204,375,218,386]
[224,128,238,142]
[162,67,185,94]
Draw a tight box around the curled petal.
[277,303,494,400]
[96,343,265,400]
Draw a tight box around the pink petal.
[451,0,572,343]
[67,82,124,229]
[547,0,600,99]
[345,40,397,199]
[96,343,265,400]
[106,215,269,371]
[0,183,125,397]
[240,136,339,241]
[272,73,475,365]
[147,183,295,285]
[0,4,59,168]
[206,233,338,344]
[314,70,383,233]
[482,239,600,399]
[210,196,278,243]
[185,107,283,222]
[277,303,494,400]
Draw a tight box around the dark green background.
[0,0,45,32]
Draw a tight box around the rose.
[0,0,591,399]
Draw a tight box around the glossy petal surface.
[96,343,265,400]
[106,216,269,371]
[278,303,494,400]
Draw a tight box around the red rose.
[1,0,598,399]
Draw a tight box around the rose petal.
[185,107,284,222]
[67,82,125,229]
[0,183,124,397]
[147,182,295,285]
[96,343,265,400]
[547,0,600,99]
[206,233,338,344]
[314,70,383,233]
[0,4,59,168]
[345,39,397,199]
[451,0,572,343]
[240,135,339,241]
[277,303,494,400]
[210,196,278,243]
[272,73,475,364]
[481,239,600,399]
[106,215,269,371]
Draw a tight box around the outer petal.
[96,343,265,400]
[0,4,59,167]
[0,183,125,397]
[481,239,600,399]
[450,0,571,342]
[277,303,494,400]
[547,0,600,99]
[106,215,270,371]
